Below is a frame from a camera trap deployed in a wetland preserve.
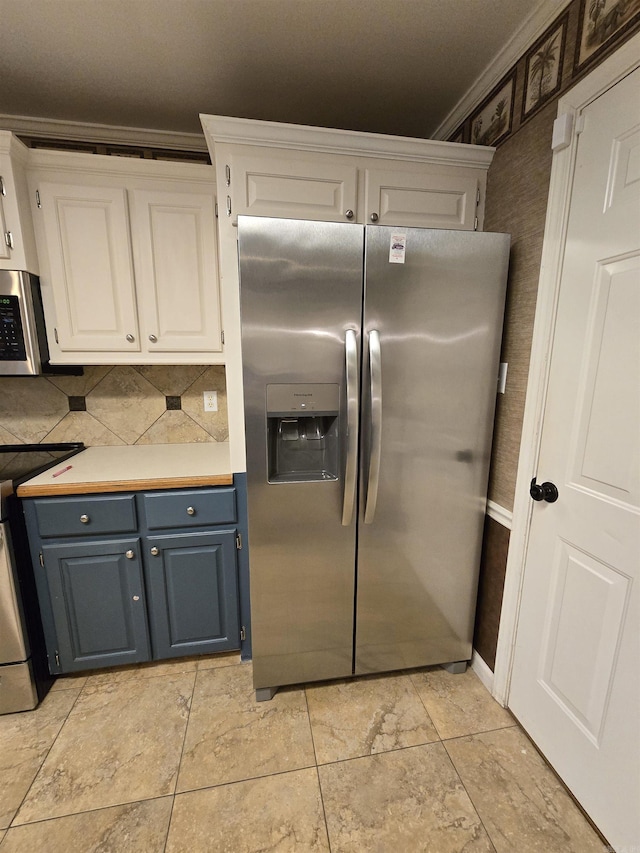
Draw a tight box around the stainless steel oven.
[0,442,84,713]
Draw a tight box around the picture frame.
[470,72,516,148]
[575,0,640,73]
[522,13,568,121]
[448,124,466,145]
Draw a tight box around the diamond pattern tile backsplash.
[0,365,228,446]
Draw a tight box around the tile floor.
[0,653,606,852]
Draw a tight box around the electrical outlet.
[203,391,218,412]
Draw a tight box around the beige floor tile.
[410,667,514,739]
[306,672,439,764]
[176,664,315,792]
[445,727,604,853]
[0,829,5,844]
[196,650,242,670]
[13,672,195,825]
[79,652,241,688]
[49,674,89,692]
[167,769,329,852]
[83,656,199,686]
[319,742,494,852]
[0,797,172,853]
[0,689,80,829]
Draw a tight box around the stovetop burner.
[0,443,84,515]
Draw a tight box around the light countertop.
[17,443,233,497]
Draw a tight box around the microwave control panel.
[0,295,26,361]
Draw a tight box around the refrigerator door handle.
[364,329,382,524]
[342,329,359,526]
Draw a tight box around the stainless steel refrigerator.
[238,215,510,699]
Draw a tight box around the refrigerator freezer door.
[238,216,364,690]
[355,226,510,674]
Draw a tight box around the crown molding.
[0,114,208,152]
[431,0,573,140]
[201,114,495,168]
[0,129,30,163]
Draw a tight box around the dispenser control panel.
[266,383,339,415]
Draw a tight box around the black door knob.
[530,478,559,503]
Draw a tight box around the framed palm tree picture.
[470,72,516,147]
[575,0,640,72]
[522,13,568,121]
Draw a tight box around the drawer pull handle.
[186,506,195,516]
[150,546,159,556]
[80,514,90,524]
[125,550,135,560]
[132,595,140,602]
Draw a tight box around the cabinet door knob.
[80,514,89,524]
[370,212,379,222]
[345,209,354,220]
[125,549,135,559]
[132,595,140,601]
[150,546,159,556]
[126,334,135,343]
[186,506,195,516]
[148,334,157,343]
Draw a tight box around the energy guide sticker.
[389,233,407,264]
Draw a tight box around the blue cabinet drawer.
[142,487,236,530]
[34,494,138,538]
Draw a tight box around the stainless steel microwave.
[0,270,49,376]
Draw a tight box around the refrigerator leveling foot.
[255,686,278,702]
[441,660,468,675]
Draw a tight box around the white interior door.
[508,67,640,849]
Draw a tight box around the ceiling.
[0,0,551,144]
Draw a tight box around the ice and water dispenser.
[266,384,340,483]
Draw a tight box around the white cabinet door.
[38,182,140,352]
[129,188,222,353]
[0,145,39,271]
[363,166,479,230]
[0,180,9,261]
[225,146,358,224]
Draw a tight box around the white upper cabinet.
[37,182,139,353]
[362,164,480,230]
[0,178,10,262]
[203,116,493,232]
[129,188,221,353]
[224,146,358,224]
[29,150,222,365]
[0,132,39,272]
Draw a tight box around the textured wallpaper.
[484,102,556,511]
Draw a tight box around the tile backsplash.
[0,365,228,446]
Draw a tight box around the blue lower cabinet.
[24,485,246,675]
[144,530,240,658]
[42,537,150,672]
